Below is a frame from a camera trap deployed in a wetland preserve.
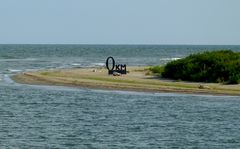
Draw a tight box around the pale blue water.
[1,44,240,148]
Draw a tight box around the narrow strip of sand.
[11,67,240,96]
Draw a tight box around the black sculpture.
[106,57,127,75]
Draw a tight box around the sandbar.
[11,67,240,96]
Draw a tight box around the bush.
[160,50,240,84]
[149,66,164,74]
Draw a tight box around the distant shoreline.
[11,67,240,96]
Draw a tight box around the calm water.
[1,44,240,148]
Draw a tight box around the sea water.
[0,44,240,148]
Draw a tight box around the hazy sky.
[0,0,240,44]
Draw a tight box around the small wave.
[70,63,83,68]
[71,63,82,66]
[71,63,105,68]
[92,63,105,66]
[161,57,181,61]
[3,74,15,84]
[25,69,41,72]
[7,69,22,73]
[0,58,37,62]
[24,58,37,61]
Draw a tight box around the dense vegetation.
[150,50,240,84]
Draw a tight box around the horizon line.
[0,43,240,46]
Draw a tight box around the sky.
[0,0,240,45]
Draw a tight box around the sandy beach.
[11,66,240,96]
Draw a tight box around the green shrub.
[149,66,164,74]
[161,50,240,84]
[40,72,50,75]
[228,74,240,84]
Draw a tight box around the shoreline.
[11,67,240,96]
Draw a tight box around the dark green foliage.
[161,50,240,84]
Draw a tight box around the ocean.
[1,44,240,148]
